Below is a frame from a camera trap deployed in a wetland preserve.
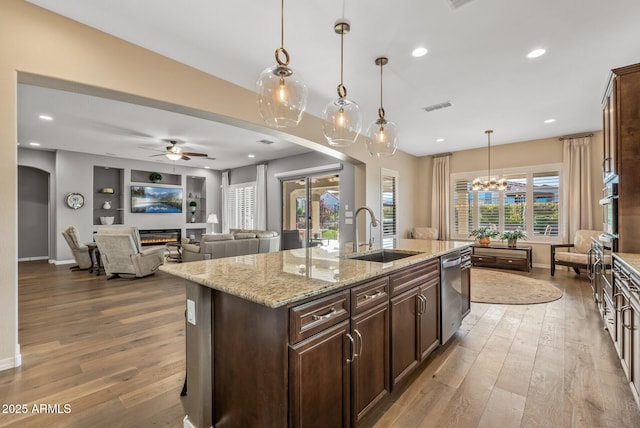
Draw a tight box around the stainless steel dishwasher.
[441,250,462,344]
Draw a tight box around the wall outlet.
[187,299,196,325]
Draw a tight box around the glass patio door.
[281,174,340,250]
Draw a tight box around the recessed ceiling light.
[412,47,428,57]
[29,142,40,146]
[248,154,255,158]
[436,138,445,142]
[39,114,53,121]
[527,48,546,59]
[544,118,556,123]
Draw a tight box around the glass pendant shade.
[365,117,399,158]
[256,65,308,128]
[322,97,362,147]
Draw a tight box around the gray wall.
[227,151,355,244]
[18,148,221,263]
[18,166,49,260]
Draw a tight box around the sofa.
[181,229,280,262]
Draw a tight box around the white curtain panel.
[255,164,267,230]
[431,155,450,240]
[221,171,230,233]
[562,137,593,241]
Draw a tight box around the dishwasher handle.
[442,257,462,269]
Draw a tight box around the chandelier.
[472,130,506,191]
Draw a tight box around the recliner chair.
[61,225,93,270]
[411,227,439,240]
[94,226,165,279]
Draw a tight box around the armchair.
[550,229,607,276]
[61,225,93,270]
[411,227,439,240]
[94,226,165,278]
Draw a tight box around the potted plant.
[500,230,527,248]
[470,227,499,246]
[149,172,162,183]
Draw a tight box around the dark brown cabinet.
[603,63,640,252]
[289,320,351,428]
[351,303,389,423]
[389,259,440,387]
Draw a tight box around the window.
[228,182,256,230]
[451,165,561,241]
[381,169,398,247]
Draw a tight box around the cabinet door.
[419,279,440,361]
[289,320,351,428]
[390,287,420,387]
[352,303,389,424]
[620,295,632,379]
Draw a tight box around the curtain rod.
[430,152,452,158]
[558,133,594,141]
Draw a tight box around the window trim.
[227,181,257,230]
[450,163,563,244]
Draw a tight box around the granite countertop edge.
[160,240,472,308]
[613,252,640,277]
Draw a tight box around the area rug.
[471,268,563,305]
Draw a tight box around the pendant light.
[472,130,507,191]
[322,18,361,147]
[256,0,308,128]
[365,57,398,158]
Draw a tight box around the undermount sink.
[347,249,421,263]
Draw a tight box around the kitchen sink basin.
[347,250,421,263]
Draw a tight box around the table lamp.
[207,213,219,234]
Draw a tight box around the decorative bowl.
[100,216,115,225]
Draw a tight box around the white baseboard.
[0,348,22,372]
[52,259,75,266]
[183,415,196,428]
[17,256,49,262]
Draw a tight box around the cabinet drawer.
[471,255,496,265]
[289,291,350,344]
[390,259,439,296]
[496,257,527,268]
[351,276,389,315]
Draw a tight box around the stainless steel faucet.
[353,206,379,252]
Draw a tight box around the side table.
[87,243,104,276]
[165,242,183,262]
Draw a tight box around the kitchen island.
[160,239,472,428]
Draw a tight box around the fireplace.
[138,229,181,246]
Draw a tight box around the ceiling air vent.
[423,101,452,113]
[257,139,275,145]
[445,0,475,9]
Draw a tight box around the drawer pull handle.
[312,307,337,321]
[363,291,383,300]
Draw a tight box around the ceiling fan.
[150,139,215,161]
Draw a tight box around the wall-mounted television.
[131,186,183,213]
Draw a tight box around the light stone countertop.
[613,252,640,277]
[160,239,472,308]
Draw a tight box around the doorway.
[281,174,340,250]
[18,166,50,261]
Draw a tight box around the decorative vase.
[102,201,111,209]
[507,238,517,248]
[478,236,491,247]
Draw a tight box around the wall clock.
[65,192,85,209]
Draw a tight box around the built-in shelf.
[131,169,182,186]
[186,176,206,224]
[94,166,124,226]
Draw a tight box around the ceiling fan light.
[166,152,182,161]
[322,97,362,147]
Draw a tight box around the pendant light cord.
[280,0,284,49]
[378,61,385,120]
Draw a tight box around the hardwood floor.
[1,262,639,427]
